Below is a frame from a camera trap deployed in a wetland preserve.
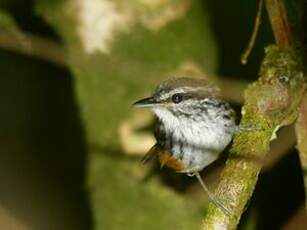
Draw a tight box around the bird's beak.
[133,96,158,108]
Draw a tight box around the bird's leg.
[189,172,232,216]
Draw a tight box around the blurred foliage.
[35,0,218,229]
[0,8,16,28]
[36,0,218,146]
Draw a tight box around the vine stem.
[241,0,264,65]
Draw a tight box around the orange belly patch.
[158,151,185,172]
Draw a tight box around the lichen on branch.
[201,45,305,230]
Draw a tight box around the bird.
[133,77,237,215]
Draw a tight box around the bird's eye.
[172,93,183,103]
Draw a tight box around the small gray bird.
[133,77,236,215]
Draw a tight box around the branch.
[263,125,295,170]
[0,24,250,106]
[201,45,305,230]
[295,93,307,210]
[0,27,66,66]
[0,26,249,106]
[265,0,292,48]
[218,78,248,104]
[200,1,303,228]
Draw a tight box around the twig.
[0,27,66,66]
[241,0,264,65]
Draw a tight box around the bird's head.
[133,77,221,121]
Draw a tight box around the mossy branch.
[201,0,305,228]
[201,45,305,230]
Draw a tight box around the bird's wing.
[141,142,185,171]
[141,143,161,164]
[141,119,166,164]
